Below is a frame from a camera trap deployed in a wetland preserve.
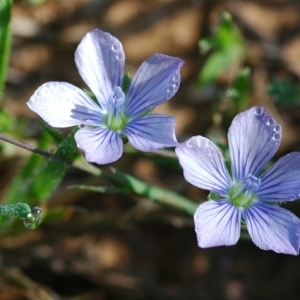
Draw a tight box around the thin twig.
[0,133,71,164]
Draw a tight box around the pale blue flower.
[176,107,300,255]
[28,29,183,164]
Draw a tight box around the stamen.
[109,86,125,108]
[242,174,261,193]
[104,86,128,132]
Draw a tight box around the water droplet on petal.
[254,107,264,115]
[167,86,176,94]
[22,206,42,230]
[100,32,111,43]
[267,118,276,126]
[116,52,124,61]
[35,90,41,97]
[173,82,180,89]
[205,140,213,148]
[272,133,281,141]
[173,73,180,82]
[111,42,121,52]
[186,138,195,148]
[274,125,281,132]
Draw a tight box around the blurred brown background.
[1,0,300,299]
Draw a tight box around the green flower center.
[228,174,260,208]
[104,112,128,132]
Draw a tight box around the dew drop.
[186,138,195,148]
[172,82,180,89]
[274,125,281,132]
[111,42,121,52]
[35,90,42,97]
[173,73,180,82]
[254,107,264,115]
[115,52,124,61]
[100,32,111,43]
[167,86,176,94]
[267,118,276,126]
[272,133,281,141]
[205,140,213,148]
[22,206,42,230]
[195,138,203,148]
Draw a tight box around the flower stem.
[0,134,199,215]
[109,167,198,215]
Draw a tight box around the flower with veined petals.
[176,106,300,255]
[28,29,184,164]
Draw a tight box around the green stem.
[72,161,198,215]
[0,134,199,216]
[110,168,198,215]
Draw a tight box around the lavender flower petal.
[123,114,177,151]
[258,152,300,202]
[125,54,184,118]
[244,203,300,255]
[28,82,102,127]
[175,136,231,195]
[75,29,125,111]
[75,127,123,164]
[194,200,241,247]
[228,106,281,181]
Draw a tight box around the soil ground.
[1,0,300,299]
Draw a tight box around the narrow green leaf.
[0,0,12,102]
[122,72,131,94]
[3,129,79,205]
[38,120,64,143]
[3,131,53,205]
[28,129,79,201]
[0,203,31,219]
[0,132,51,230]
